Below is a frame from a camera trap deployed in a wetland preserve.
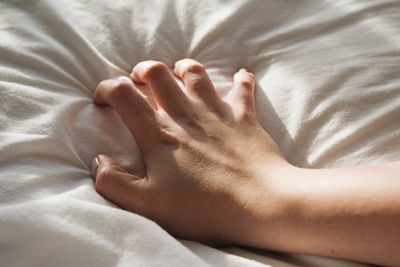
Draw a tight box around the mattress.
[1,0,399,266]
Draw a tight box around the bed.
[1,0,399,266]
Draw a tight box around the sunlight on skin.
[91,59,400,266]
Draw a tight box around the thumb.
[91,154,147,211]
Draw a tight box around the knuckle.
[107,80,132,101]
[142,61,169,80]
[181,62,205,77]
[239,78,254,90]
[156,127,179,147]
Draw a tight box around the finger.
[91,154,149,213]
[134,82,158,110]
[116,76,158,109]
[228,69,257,120]
[94,79,159,142]
[130,61,191,116]
[173,59,225,114]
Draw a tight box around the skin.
[92,59,400,266]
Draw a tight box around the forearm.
[245,161,400,266]
[91,59,398,265]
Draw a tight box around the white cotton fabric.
[1,0,399,266]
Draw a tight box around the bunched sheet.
[1,0,399,266]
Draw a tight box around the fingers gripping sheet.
[0,0,399,266]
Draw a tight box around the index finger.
[94,79,159,145]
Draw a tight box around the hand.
[92,59,400,266]
[92,59,291,244]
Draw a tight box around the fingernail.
[116,76,134,84]
[91,156,99,182]
[239,68,247,72]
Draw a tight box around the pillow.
[1,0,398,266]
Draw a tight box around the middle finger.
[131,61,192,117]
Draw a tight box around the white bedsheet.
[1,0,399,266]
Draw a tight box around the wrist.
[228,161,301,249]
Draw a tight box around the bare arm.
[91,58,400,266]
[242,162,400,266]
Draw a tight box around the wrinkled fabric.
[1,0,399,266]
